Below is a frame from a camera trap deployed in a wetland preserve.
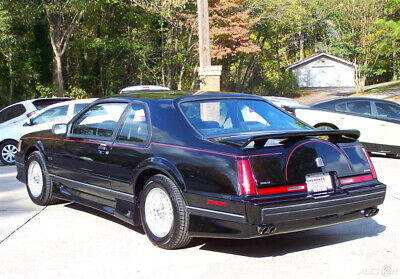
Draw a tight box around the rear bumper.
[187,183,386,238]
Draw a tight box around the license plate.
[306,173,333,194]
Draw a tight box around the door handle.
[97,144,110,155]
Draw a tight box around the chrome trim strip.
[187,206,247,224]
[50,174,134,202]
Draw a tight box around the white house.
[286,53,356,88]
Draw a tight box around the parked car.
[16,92,386,249]
[0,97,70,165]
[263,96,305,115]
[293,97,400,156]
[22,98,97,137]
[119,85,170,94]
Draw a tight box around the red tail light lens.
[258,184,307,195]
[237,159,256,195]
[362,148,377,179]
[339,174,373,186]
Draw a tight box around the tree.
[327,0,385,92]
[41,0,93,96]
[0,2,17,104]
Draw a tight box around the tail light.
[339,174,373,186]
[237,159,256,195]
[26,111,36,118]
[282,106,296,116]
[258,184,306,195]
[362,147,377,179]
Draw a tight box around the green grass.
[366,81,400,93]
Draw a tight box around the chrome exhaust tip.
[361,207,379,218]
[257,225,277,235]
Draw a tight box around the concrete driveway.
[0,158,399,279]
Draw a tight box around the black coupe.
[16,92,386,249]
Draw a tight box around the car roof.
[312,97,399,106]
[0,97,71,111]
[101,91,265,102]
[120,85,170,94]
[30,98,97,117]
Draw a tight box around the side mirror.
[52,124,67,135]
[23,118,33,127]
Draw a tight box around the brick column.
[198,65,222,91]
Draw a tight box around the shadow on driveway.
[65,203,145,235]
[64,202,385,257]
[195,219,385,257]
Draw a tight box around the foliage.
[0,0,399,108]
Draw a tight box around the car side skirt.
[50,174,140,226]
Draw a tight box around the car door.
[27,105,69,133]
[108,102,152,194]
[334,100,380,144]
[51,101,129,189]
[372,101,400,147]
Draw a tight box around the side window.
[346,101,372,115]
[72,103,127,138]
[73,103,89,116]
[117,104,149,143]
[32,105,68,125]
[0,110,6,124]
[335,102,347,112]
[0,104,26,123]
[375,102,400,120]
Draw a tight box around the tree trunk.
[354,65,365,93]
[54,54,64,97]
[235,58,244,92]
[393,41,397,80]
[9,70,13,105]
[241,37,266,93]
[275,31,281,80]
[8,52,13,105]
[161,19,166,86]
[299,31,304,60]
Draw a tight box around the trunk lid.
[219,130,374,194]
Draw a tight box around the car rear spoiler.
[218,129,360,148]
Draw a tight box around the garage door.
[308,66,339,87]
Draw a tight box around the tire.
[0,140,18,165]
[140,174,192,249]
[25,151,61,206]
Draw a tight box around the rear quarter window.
[32,99,69,110]
[0,104,26,124]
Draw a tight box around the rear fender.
[134,157,186,193]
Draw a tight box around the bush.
[65,87,89,99]
[246,68,299,97]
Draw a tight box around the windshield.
[180,99,311,137]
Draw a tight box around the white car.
[263,96,304,115]
[0,98,95,165]
[293,97,400,156]
[119,85,170,94]
[0,98,70,165]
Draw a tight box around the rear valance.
[218,129,360,148]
